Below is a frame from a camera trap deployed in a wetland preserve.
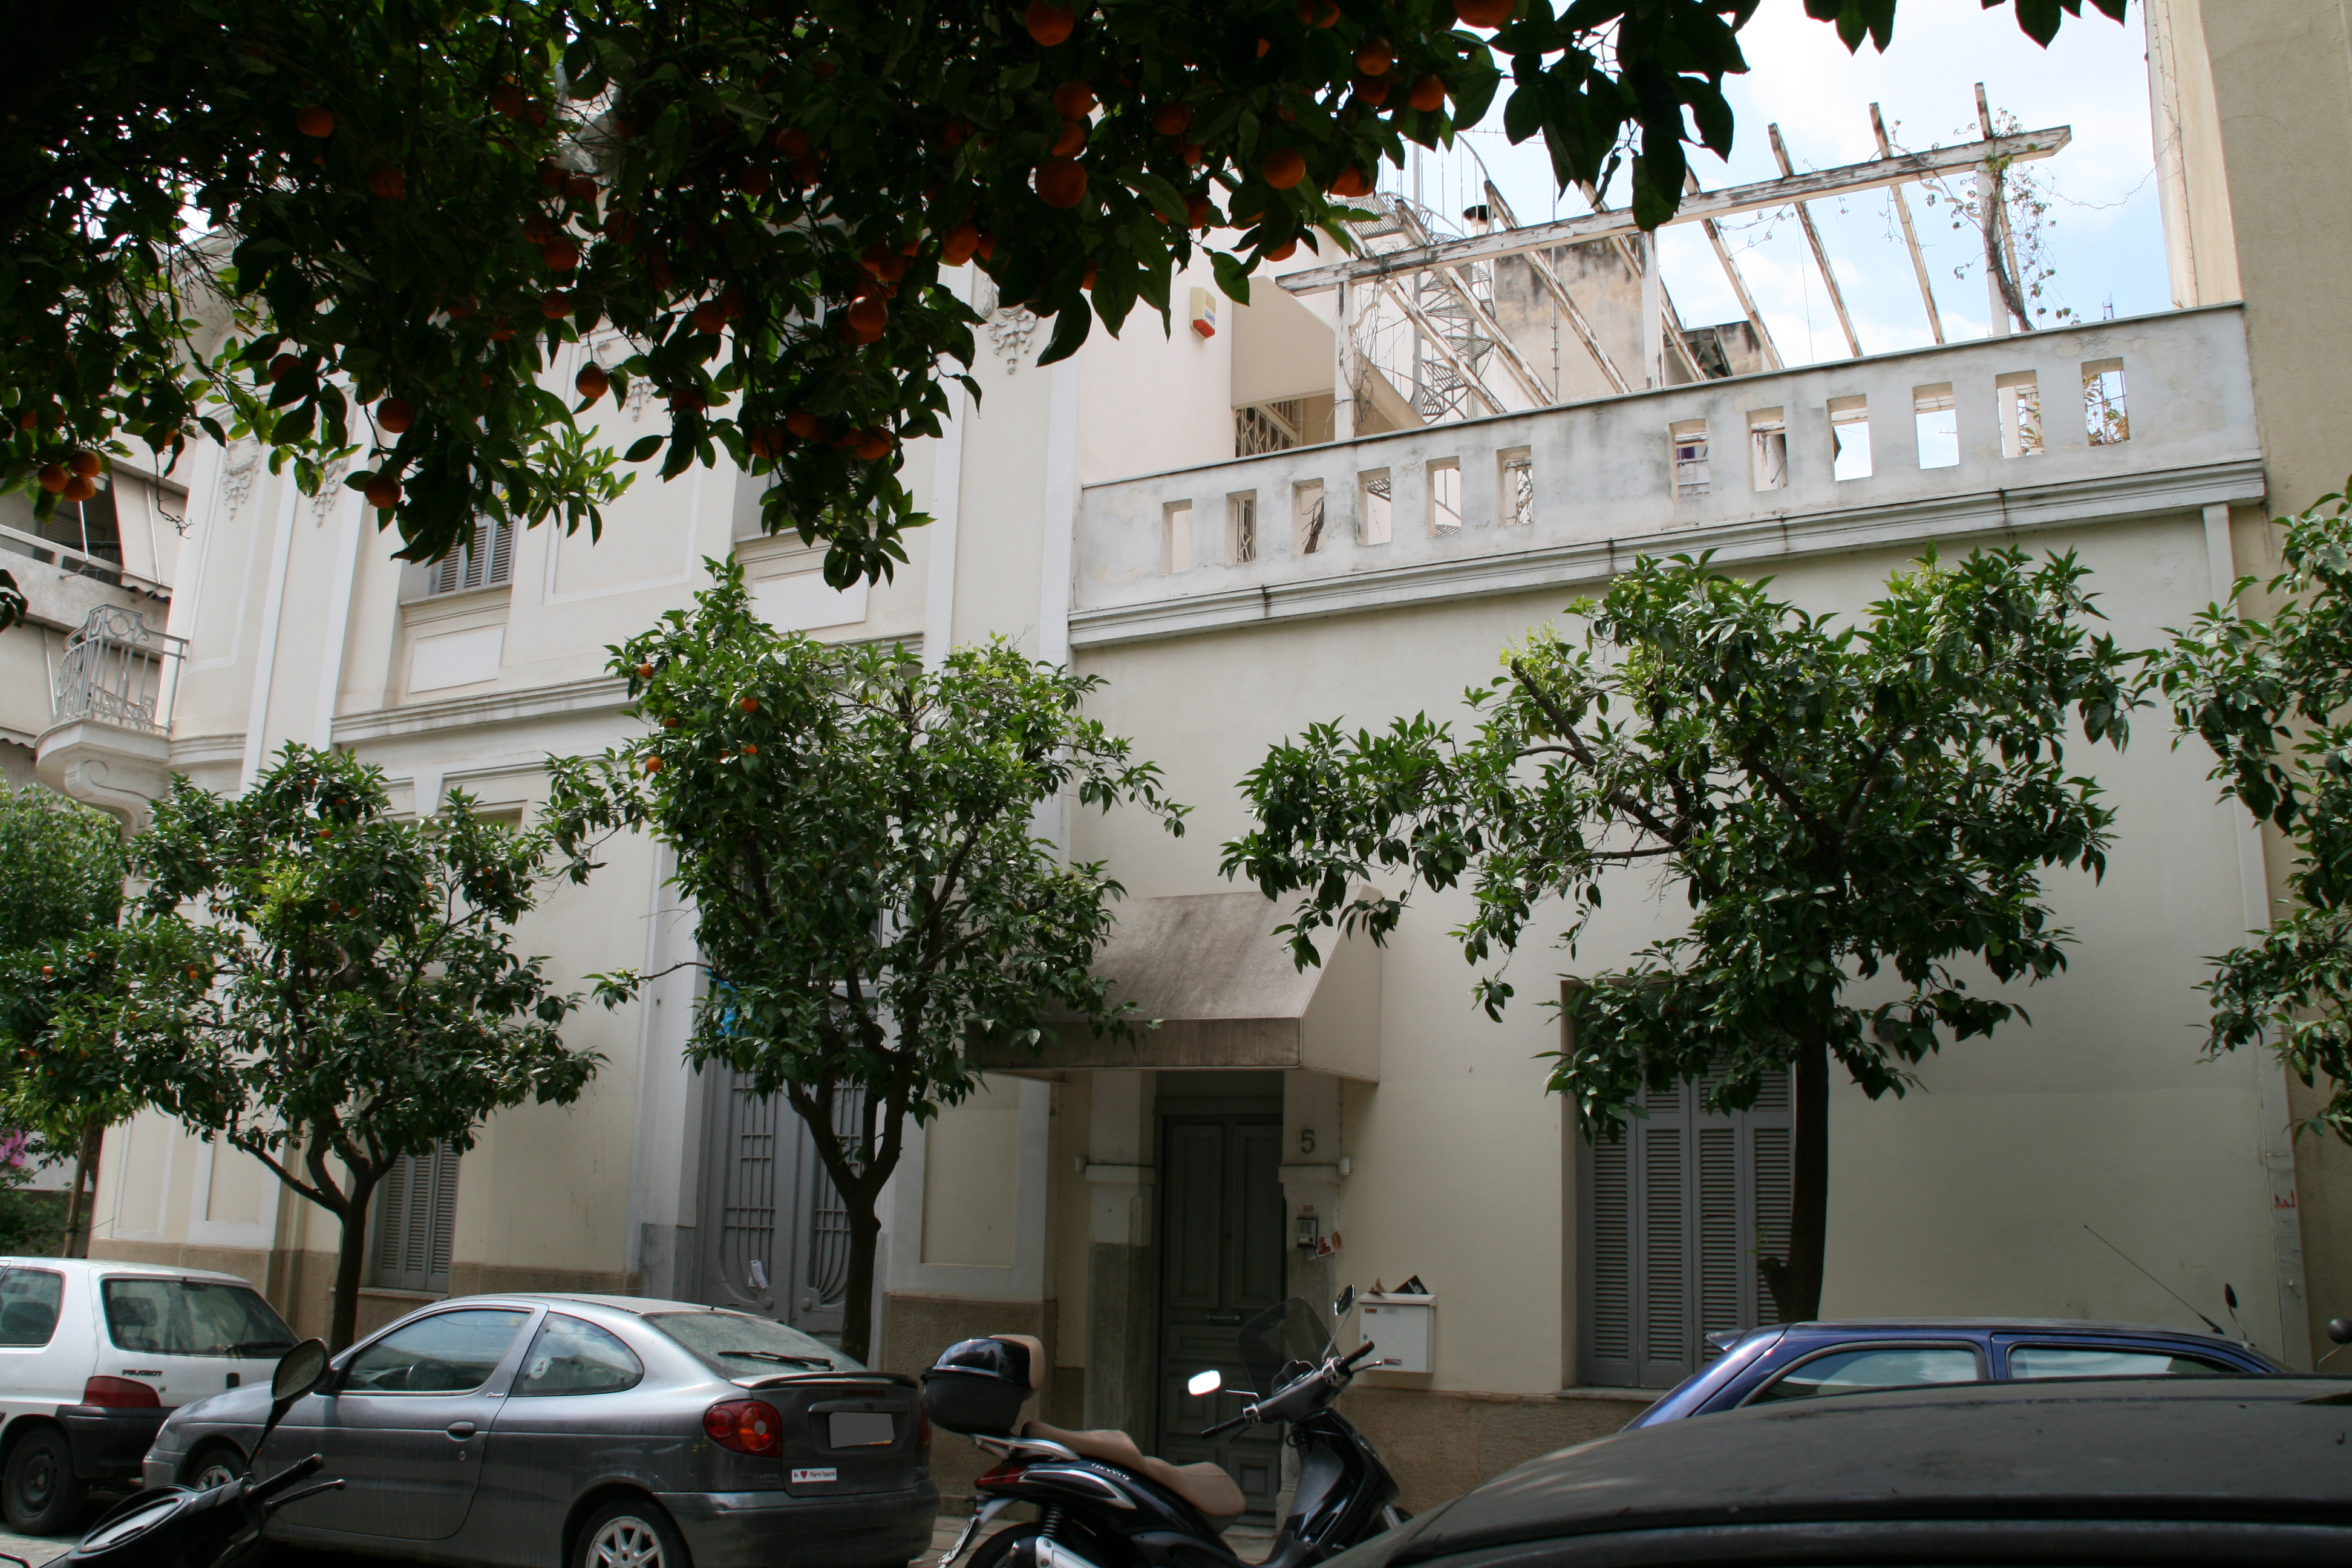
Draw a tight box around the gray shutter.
[1580,1066,1794,1388]
[432,550,462,596]
[372,1141,460,1293]
[485,517,515,586]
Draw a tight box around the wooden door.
[1155,1114,1285,1515]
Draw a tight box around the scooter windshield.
[1240,1298,1334,1398]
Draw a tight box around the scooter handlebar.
[247,1452,325,1503]
[1341,1342,1376,1370]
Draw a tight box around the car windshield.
[102,1276,296,1359]
[643,1310,865,1376]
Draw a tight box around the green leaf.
[1210,250,1252,305]
[623,435,663,463]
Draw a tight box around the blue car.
[1627,1318,2285,1426]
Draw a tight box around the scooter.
[62,1337,346,1568]
[937,1293,1406,1568]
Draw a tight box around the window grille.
[1235,401,1305,457]
[1295,482,1327,555]
[1671,422,1710,500]
[1360,472,1393,545]
[1997,372,2044,459]
[1583,1067,1792,1388]
[427,518,517,596]
[1228,494,1257,564]
[1748,411,1788,492]
[373,1140,460,1294]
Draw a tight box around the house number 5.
[1299,1128,1316,1154]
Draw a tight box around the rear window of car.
[0,1269,63,1348]
[514,1314,644,1396]
[2008,1345,2239,1379]
[102,1276,296,1359]
[1750,1345,1983,1403]
[643,1310,864,1376]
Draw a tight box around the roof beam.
[1278,125,2069,295]
[1874,103,1945,345]
[1483,180,1630,394]
[1769,123,1862,359]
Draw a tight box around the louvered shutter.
[433,551,462,596]
[485,516,515,586]
[1579,1066,1794,1388]
[372,1140,460,1293]
[424,519,514,596]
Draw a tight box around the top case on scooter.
[922,1333,1043,1435]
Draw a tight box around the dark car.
[1627,1316,2282,1426]
[142,1293,936,1568]
[1326,1377,2352,1567]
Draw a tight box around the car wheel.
[2,1423,88,1534]
[186,1442,246,1491]
[576,1497,691,1568]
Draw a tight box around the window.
[644,1309,865,1375]
[1828,397,1872,480]
[1359,471,1393,545]
[1227,493,1257,564]
[1582,1068,1792,1389]
[1671,421,1710,500]
[426,517,517,596]
[1997,371,2044,459]
[1913,384,1958,469]
[514,1313,644,1396]
[1294,481,1327,555]
[2007,1345,2233,1380]
[344,1307,532,1394]
[373,1140,460,1294]
[1429,460,1462,536]
[1748,410,1788,492]
[101,1277,295,1358]
[33,479,123,565]
[2083,358,2129,446]
[1162,501,1194,574]
[1499,449,1534,527]
[0,1269,62,1348]
[1751,1345,1982,1403]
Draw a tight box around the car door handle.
[446,1422,477,1439]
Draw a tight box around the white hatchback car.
[0,1258,298,1534]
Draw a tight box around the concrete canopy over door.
[970,892,1381,1079]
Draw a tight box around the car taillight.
[82,1376,162,1410]
[703,1399,783,1456]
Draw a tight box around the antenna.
[2083,1225,2229,1336]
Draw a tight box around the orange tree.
[2,0,2123,592]
[544,561,1187,1361]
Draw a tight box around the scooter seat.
[1021,1420,1247,1518]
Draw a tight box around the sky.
[1373,0,2169,367]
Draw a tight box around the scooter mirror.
[1186,1370,1222,1397]
[1334,1286,1355,1318]
[2328,1317,2352,1347]
[271,1339,332,1404]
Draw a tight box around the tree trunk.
[839,1204,884,1366]
[59,1123,100,1258]
[328,1189,374,1352]
[1762,1028,1831,1324]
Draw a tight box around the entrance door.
[1155,1112,1285,1514]
[697,1067,858,1341]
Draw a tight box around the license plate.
[792,1468,838,1484]
[829,1411,896,1447]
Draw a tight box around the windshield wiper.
[719,1350,836,1367]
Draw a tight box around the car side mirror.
[1186,1370,1222,1397]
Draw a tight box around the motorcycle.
[933,1292,1406,1568]
[62,1337,346,1568]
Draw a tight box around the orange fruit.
[636,662,655,677]
[1186,194,1214,229]
[1257,36,1272,55]
[691,300,728,334]
[1052,80,1096,119]
[1080,263,1098,291]
[670,388,708,413]
[786,411,822,440]
[778,128,812,157]
[367,165,406,200]
[1153,103,1194,136]
[1354,39,1393,74]
[541,290,572,319]
[543,238,581,270]
[847,297,889,342]
[61,475,96,503]
[739,165,773,197]
[740,743,758,756]
[377,397,416,433]
[644,756,666,774]
[1355,76,1391,105]
[1454,0,1514,25]
[1409,75,1446,111]
[855,428,893,459]
[268,353,301,382]
[363,474,401,509]
[296,104,335,137]
[577,364,610,403]
[1266,239,1298,262]
[976,233,998,260]
[1051,119,1087,156]
[36,465,66,494]
[1025,0,1075,45]
[1330,166,1371,198]
[69,451,101,477]
[739,696,759,713]
[1262,148,1306,189]
[941,221,982,265]
[565,173,599,203]
[1034,157,1088,207]
[1181,142,1204,166]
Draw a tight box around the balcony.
[1071,304,2262,647]
[36,605,185,831]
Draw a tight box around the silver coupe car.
[139,1293,936,1568]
